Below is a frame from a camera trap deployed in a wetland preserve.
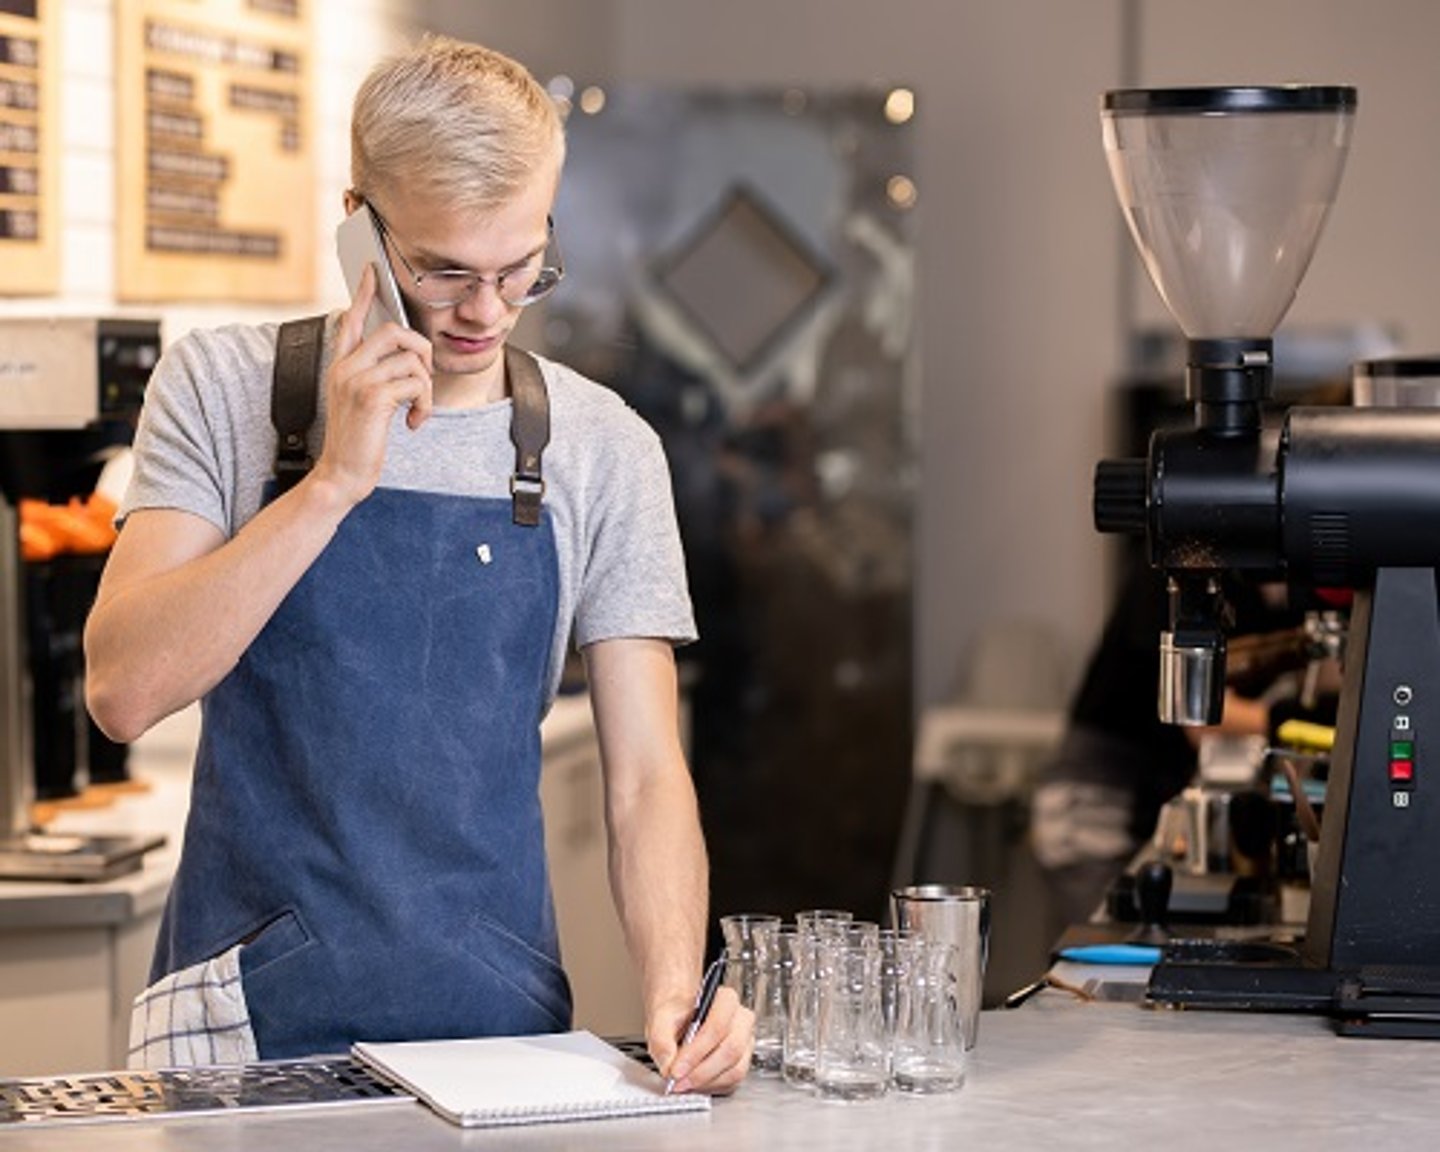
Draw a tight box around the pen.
[664,954,727,1094]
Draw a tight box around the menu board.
[0,0,59,295]
[116,0,313,302]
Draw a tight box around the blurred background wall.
[24,0,1440,717]
[418,0,1440,714]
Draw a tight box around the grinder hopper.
[1102,86,1356,349]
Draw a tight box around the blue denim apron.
[148,484,571,1059]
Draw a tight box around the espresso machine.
[1094,86,1440,1037]
[0,317,166,880]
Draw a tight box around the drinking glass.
[891,938,966,1094]
[814,938,889,1101]
[752,925,796,1074]
[877,928,920,1046]
[782,929,826,1087]
[719,913,781,1010]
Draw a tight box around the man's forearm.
[606,765,709,1014]
[85,475,352,742]
[583,614,750,1091]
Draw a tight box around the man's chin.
[435,344,503,377]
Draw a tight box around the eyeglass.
[367,203,564,309]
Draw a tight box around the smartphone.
[336,204,411,337]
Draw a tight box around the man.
[85,35,751,1093]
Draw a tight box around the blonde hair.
[350,35,564,215]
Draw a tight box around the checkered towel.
[128,944,259,1068]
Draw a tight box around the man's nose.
[454,277,511,325]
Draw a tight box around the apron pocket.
[238,908,311,978]
[461,914,572,1030]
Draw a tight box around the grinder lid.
[1104,86,1357,114]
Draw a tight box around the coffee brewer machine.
[1095,86,1440,1036]
[0,317,165,880]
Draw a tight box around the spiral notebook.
[350,1030,711,1129]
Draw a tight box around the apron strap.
[506,345,550,528]
[269,323,551,526]
[270,315,327,497]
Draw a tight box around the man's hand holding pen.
[649,957,755,1096]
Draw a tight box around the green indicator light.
[1391,740,1415,759]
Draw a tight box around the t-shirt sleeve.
[118,333,234,536]
[572,413,697,648]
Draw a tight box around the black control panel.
[96,318,161,419]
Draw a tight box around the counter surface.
[6,994,1439,1150]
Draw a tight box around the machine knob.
[1093,458,1148,535]
[1132,860,1173,944]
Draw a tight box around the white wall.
[417,0,618,80]
[3,0,421,339]
[1135,0,1440,352]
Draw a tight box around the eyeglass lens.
[369,204,562,309]
[412,260,559,309]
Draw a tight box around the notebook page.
[352,1030,711,1128]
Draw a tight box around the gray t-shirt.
[119,316,697,704]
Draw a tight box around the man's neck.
[432,361,508,409]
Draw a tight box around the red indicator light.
[1390,759,1415,783]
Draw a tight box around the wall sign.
[117,0,313,302]
[0,0,58,295]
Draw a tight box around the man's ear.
[343,188,363,215]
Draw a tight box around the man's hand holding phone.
[310,262,434,510]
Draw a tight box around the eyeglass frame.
[359,196,565,310]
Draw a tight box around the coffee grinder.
[0,317,166,880]
[1095,86,1440,1036]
